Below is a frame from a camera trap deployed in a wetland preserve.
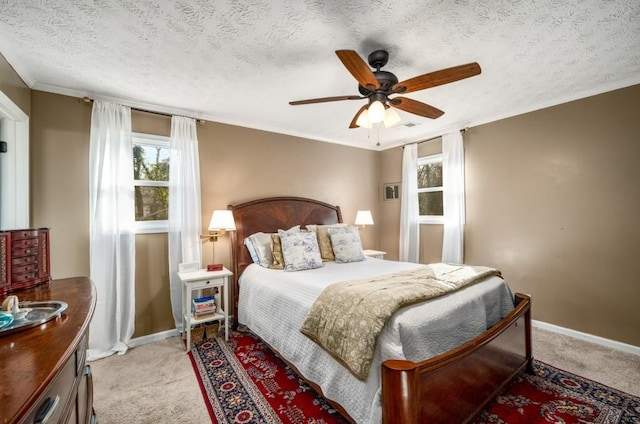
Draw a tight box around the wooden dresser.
[0,277,96,424]
[0,228,51,296]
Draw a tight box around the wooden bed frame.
[229,196,533,424]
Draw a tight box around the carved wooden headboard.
[228,196,342,326]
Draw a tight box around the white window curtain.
[87,100,136,361]
[441,131,466,264]
[399,143,420,263]
[168,116,202,332]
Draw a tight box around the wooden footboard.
[381,293,532,424]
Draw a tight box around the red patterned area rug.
[189,330,349,423]
[189,331,640,424]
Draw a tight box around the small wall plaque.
[178,261,200,273]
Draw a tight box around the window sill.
[419,217,444,225]
[135,220,169,234]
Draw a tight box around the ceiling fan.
[289,50,481,129]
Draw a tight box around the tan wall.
[379,84,640,346]
[30,92,91,277]
[0,52,30,114]
[134,233,173,336]
[29,91,381,337]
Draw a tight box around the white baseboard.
[129,315,235,349]
[129,328,180,348]
[533,320,640,357]
[129,320,639,357]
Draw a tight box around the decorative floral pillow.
[278,230,323,272]
[327,226,365,263]
[306,223,347,261]
[269,225,301,270]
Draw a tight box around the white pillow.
[244,232,273,267]
[278,230,323,272]
[244,237,260,264]
[327,226,365,263]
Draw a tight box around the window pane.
[135,186,168,221]
[133,144,170,182]
[419,191,443,216]
[417,162,442,189]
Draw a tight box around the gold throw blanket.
[300,263,501,380]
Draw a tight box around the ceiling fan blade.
[289,95,363,105]
[390,97,444,119]
[336,50,380,90]
[392,62,481,94]
[349,104,368,129]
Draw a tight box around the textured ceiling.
[0,0,639,150]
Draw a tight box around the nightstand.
[178,267,232,350]
[363,249,386,259]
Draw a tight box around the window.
[132,133,170,233]
[417,153,444,224]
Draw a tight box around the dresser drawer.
[12,255,38,266]
[12,272,39,283]
[10,230,39,241]
[21,352,77,424]
[12,263,39,275]
[12,246,39,257]
[12,238,39,249]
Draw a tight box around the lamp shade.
[383,107,401,128]
[208,210,236,231]
[355,109,373,129]
[355,210,374,227]
[367,101,385,123]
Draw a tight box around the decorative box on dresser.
[0,228,51,295]
[0,276,96,424]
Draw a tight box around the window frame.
[417,153,444,224]
[132,132,170,234]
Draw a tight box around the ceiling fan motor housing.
[357,50,399,97]
[358,70,399,96]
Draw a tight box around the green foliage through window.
[133,139,170,222]
[417,155,443,218]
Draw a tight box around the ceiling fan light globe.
[356,109,373,129]
[368,101,385,123]
[383,107,401,128]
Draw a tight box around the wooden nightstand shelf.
[363,249,386,259]
[178,267,232,350]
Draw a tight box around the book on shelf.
[193,311,217,320]
[192,296,216,318]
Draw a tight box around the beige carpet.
[90,327,640,423]
[91,336,210,423]
[532,327,639,397]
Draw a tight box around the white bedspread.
[238,258,514,424]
